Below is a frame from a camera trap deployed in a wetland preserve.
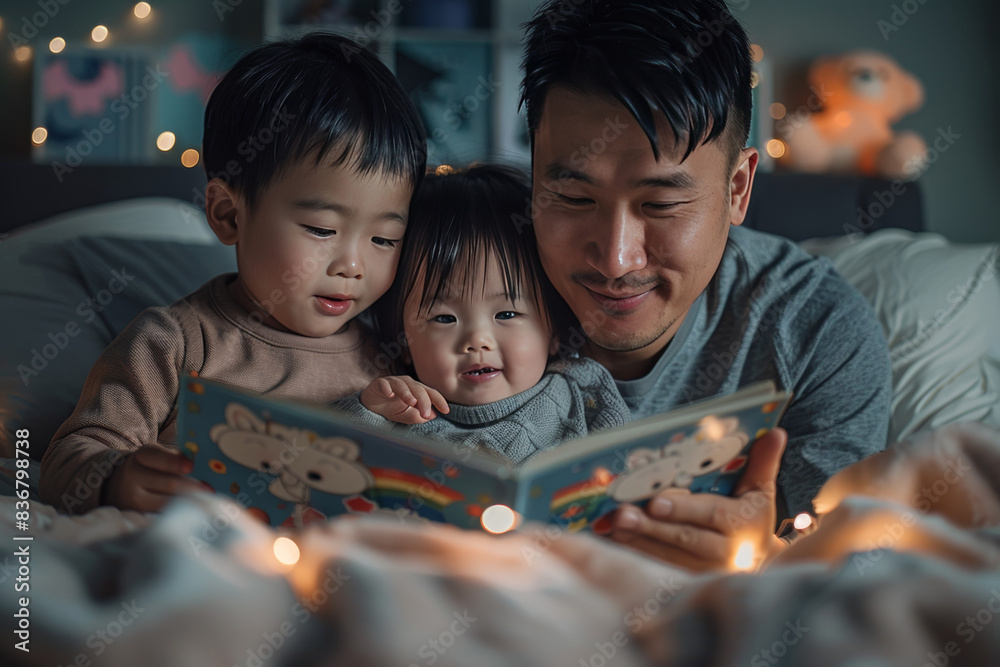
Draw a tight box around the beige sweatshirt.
[40,273,382,514]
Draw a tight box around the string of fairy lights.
[4,5,787,169]
[6,2,202,169]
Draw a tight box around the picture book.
[176,377,791,533]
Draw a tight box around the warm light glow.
[156,131,176,151]
[750,71,759,89]
[481,505,517,534]
[733,541,755,571]
[769,102,786,120]
[793,513,813,530]
[749,44,764,63]
[134,2,152,19]
[49,37,65,54]
[273,537,300,565]
[593,466,614,486]
[765,139,786,159]
[698,415,725,441]
[835,111,852,128]
[181,148,200,168]
[435,164,456,175]
[14,46,32,62]
[91,25,109,43]
[31,127,48,145]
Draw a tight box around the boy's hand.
[361,376,450,424]
[102,445,202,513]
[606,427,788,572]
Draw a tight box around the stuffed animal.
[778,51,927,180]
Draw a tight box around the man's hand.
[361,376,450,424]
[607,427,788,572]
[102,445,202,513]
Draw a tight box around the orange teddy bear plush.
[778,51,927,180]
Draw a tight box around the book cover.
[177,377,790,532]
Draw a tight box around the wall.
[1,0,996,242]
[0,0,261,159]
[732,0,999,242]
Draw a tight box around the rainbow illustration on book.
[182,380,468,527]
[364,467,466,522]
[180,376,791,532]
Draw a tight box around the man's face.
[531,88,755,376]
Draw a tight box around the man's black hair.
[374,164,573,372]
[519,0,752,168]
[204,33,426,210]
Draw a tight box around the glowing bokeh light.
[181,148,200,168]
[481,505,517,534]
[273,537,300,565]
[765,139,786,159]
[734,541,755,571]
[156,131,176,152]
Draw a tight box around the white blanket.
[3,423,1000,666]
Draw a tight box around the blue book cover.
[177,377,790,532]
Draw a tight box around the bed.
[1,163,998,666]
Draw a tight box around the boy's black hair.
[375,164,573,371]
[204,33,426,210]
[519,0,752,169]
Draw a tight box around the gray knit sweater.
[332,357,630,465]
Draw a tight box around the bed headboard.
[0,161,925,240]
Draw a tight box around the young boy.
[39,33,426,515]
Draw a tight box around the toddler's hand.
[362,376,450,424]
[102,445,202,513]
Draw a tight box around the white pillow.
[7,197,216,246]
[810,229,1000,444]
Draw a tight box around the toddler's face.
[233,155,412,337]
[403,256,557,406]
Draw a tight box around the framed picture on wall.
[33,48,154,168]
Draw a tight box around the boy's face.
[403,256,557,406]
[230,156,412,337]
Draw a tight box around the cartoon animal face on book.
[608,417,750,502]
[209,403,374,503]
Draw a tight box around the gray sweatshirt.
[332,357,630,465]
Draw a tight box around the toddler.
[40,33,426,514]
[334,165,630,464]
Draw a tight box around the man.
[520,0,892,570]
